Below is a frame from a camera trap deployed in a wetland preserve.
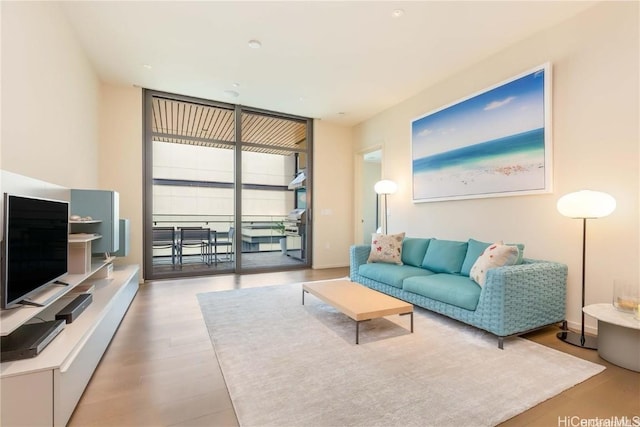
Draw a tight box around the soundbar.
[1,320,65,362]
[55,293,93,324]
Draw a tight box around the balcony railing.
[152,214,289,254]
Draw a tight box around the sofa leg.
[498,337,504,350]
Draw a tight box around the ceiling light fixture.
[248,39,262,49]
[224,90,240,98]
[391,9,405,18]
[142,64,153,69]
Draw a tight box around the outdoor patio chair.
[178,227,212,266]
[152,226,177,266]
[211,227,234,263]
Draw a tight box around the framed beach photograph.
[411,63,552,203]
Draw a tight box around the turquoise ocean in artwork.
[413,128,544,173]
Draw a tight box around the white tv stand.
[0,260,139,426]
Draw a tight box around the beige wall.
[312,121,354,269]
[353,2,639,333]
[95,89,355,274]
[98,84,143,270]
[1,2,99,188]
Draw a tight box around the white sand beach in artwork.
[414,153,545,200]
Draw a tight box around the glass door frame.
[143,89,313,280]
[233,105,313,274]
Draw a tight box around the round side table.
[583,303,640,372]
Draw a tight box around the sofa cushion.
[421,239,468,274]
[367,232,405,265]
[403,274,481,311]
[359,263,434,289]
[460,238,492,276]
[461,239,526,276]
[470,243,521,286]
[401,238,431,267]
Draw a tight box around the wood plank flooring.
[69,267,639,426]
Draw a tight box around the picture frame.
[411,63,552,203]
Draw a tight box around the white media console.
[0,260,139,426]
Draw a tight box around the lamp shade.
[374,180,398,195]
[557,190,616,219]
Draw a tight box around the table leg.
[400,312,414,333]
[302,289,306,305]
[355,319,371,345]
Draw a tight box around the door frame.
[143,89,313,280]
[354,145,383,245]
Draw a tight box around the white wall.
[353,2,639,333]
[1,2,100,188]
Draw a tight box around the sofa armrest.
[350,245,371,280]
[479,259,568,335]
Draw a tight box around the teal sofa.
[350,238,567,348]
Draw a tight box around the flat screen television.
[1,193,69,309]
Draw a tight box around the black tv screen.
[2,194,69,309]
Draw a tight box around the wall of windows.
[144,90,312,279]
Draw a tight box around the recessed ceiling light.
[143,64,153,69]
[391,9,405,18]
[232,82,240,88]
[337,112,346,116]
[224,90,240,98]
[248,39,262,49]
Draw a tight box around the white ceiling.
[59,1,597,126]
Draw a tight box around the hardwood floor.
[69,268,639,426]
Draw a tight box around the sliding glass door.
[239,110,310,272]
[143,90,312,279]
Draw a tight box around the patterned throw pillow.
[470,243,520,287]
[367,232,405,265]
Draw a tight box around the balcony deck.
[151,250,306,275]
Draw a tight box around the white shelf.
[0,257,115,336]
[68,234,102,243]
[1,263,139,426]
[69,220,102,224]
[0,265,138,378]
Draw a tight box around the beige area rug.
[197,282,605,427]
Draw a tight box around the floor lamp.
[556,190,616,350]
[374,180,397,234]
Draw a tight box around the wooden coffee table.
[302,279,413,344]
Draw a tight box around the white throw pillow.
[470,243,520,286]
[367,232,405,265]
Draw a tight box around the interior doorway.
[357,148,382,244]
